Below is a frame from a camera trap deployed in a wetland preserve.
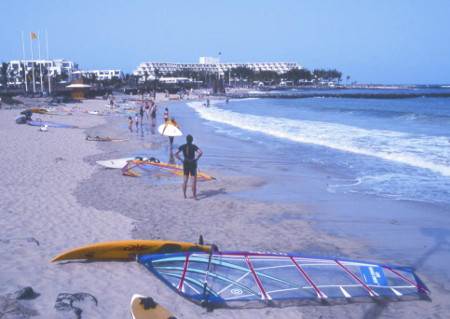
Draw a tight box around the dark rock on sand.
[13,287,40,300]
[54,293,98,319]
[0,296,39,318]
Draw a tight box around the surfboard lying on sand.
[27,107,56,115]
[85,136,129,142]
[131,294,177,319]
[27,107,72,115]
[158,123,182,137]
[51,240,211,262]
[96,157,158,169]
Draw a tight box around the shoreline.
[0,96,447,318]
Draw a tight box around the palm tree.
[1,62,9,93]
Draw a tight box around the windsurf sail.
[85,136,129,142]
[122,160,214,181]
[138,251,430,307]
[26,119,78,128]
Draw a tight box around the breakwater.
[226,92,450,99]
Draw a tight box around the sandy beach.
[0,95,448,318]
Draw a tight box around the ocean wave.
[188,101,450,177]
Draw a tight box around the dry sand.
[0,95,446,318]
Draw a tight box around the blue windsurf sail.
[138,251,430,306]
[27,119,78,128]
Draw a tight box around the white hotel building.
[8,59,78,80]
[133,57,302,80]
[7,60,123,83]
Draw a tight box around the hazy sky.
[2,0,449,84]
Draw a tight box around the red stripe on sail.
[383,266,429,294]
[245,254,270,300]
[178,253,191,292]
[290,256,326,299]
[335,260,377,297]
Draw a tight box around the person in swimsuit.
[128,116,133,132]
[139,105,144,124]
[145,102,150,118]
[174,134,203,200]
[150,103,157,126]
[134,113,139,130]
[164,107,169,123]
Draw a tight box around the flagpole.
[21,31,28,92]
[37,31,43,93]
[46,29,51,94]
[29,31,36,93]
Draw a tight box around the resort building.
[133,57,302,80]
[76,69,125,81]
[6,60,123,87]
[8,59,79,79]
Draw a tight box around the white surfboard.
[96,157,154,169]
[96,157,134,169]
[158,123,182,137]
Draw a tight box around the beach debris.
[13,287,40,300]
[0,296,39,318]
[39,124,49,132]
[54,293,98,319]
[0,237,40,246]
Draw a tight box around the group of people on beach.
[126,100,203,200]
[128,101,158,132]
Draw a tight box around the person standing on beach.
[174,134,203,200]
[164,107,169,123]
[139,105,144,124]
[150,103,157,126]
[145,102,150,118]
[163,116,179,149]
[128,116,133,132]
[134,113,139,130]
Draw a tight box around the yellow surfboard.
[27,107,56,114]
[51,240,210,262]
[131,294,177,319]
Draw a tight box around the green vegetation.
[0,59,348,95]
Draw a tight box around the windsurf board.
[96,157,157,169]
[51,240,210,262]
[131,294,177,319]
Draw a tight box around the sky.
[1,0,449,84]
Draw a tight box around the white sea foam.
[188,101,450,177]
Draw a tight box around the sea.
[184,87,450,207]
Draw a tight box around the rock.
[54,293,98,319]
[13,287,39,300]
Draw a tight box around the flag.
[31,32,36,39]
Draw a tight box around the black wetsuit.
[178,143,199,176]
